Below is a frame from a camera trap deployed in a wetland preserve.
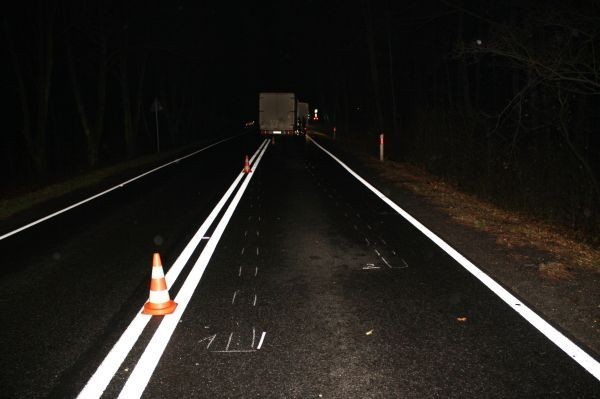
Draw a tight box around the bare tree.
[3,3,56,176]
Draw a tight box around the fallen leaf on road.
[456,317,468,322]
[366,329,374,335]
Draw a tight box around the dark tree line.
[320,0,600,239]
[1,1,215,187]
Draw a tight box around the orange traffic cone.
[243,155,252,174]
[142,253,177,315]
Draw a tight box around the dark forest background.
[2,0,599,241]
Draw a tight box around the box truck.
[259,92,296,135]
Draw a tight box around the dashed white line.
[232,290,238,305]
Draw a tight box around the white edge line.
[76,139,267,398]
[1,134,248,242]
[308,135,600,381]
[117,140,269,398]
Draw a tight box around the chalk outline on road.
[77,139,269,398]
[308,135,600,382]
[116,138,270,398]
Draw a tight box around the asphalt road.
[1,133,598,398]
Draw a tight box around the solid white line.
[117,140,269,398]
[77,140,267,399]
[257,332,266,350]
[1,134,245,241]
[308,136,600,381]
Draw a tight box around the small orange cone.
[142,253,177,315]
[243,155,252,174]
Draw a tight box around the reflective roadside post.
[379,133,384,162]
[150,97,163,152]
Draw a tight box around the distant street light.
[150,97,163,152]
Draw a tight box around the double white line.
[78,139,270,399]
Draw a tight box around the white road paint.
[257,332,266,350]
[308,135,600,381]
[77,140,269,398]
[232,290,238,305]
[1,134,245,241]
[117,139,270,398]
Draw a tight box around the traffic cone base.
[143,299,177,315]
[142,253,177,316]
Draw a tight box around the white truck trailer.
[259,92,296,135]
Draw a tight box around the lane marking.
[1,134,246,241]
[231,290,238,305]
[256,247,260,256]
[257,332,266,350]
[253,294,257,307]
[238,266,242,277]
[77,140,269,398]
[241,247,245,256]
[117,138,270,398]
[255,267,258,277]
[309,135,600,381]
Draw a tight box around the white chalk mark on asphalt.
[225,332,233,352]
[199,334,217,350]
[381,257,392,268]
[116,139,270,398]
[257,332,266,350]
[213,350,256,353]
[309,135,600,381]
[77,139,269,399]
[363,263,380,270]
